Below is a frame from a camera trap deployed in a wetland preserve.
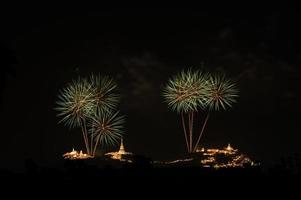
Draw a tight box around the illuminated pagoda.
[105,138,133,161]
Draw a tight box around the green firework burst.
[90,110,125,147]
[89,74,119,114]
[204,74,239,111]
[163,69,209,113]
[55,77,95,128]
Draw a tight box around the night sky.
[1,6,301,170]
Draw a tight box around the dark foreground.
[1,158,300,188]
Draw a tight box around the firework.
[193,74,239,152]
[90,110,125,155]
[55,77,95,154]
[55,77,95,128]
[163,69,208,113]
[55,74,123,156]
[204,74,239,111]
[89,74,119,114]
[163,69,209,152]
[163,69,239,153]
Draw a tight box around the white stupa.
[105,138,132,160]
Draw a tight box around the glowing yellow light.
[105,138,133,161]
[195,144,257,168]
[63,149,92,160]
[226,144,232,151]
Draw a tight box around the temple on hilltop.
[195,143,257,168]
[63,148,92,160]
[105,137,133,161]
[155,143,259,168]
[196,143,238,155]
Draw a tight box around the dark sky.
[1,6,301,170]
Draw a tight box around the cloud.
[120,52,169,110]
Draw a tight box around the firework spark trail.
[56,75,124,156]
[163,69,239,153]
